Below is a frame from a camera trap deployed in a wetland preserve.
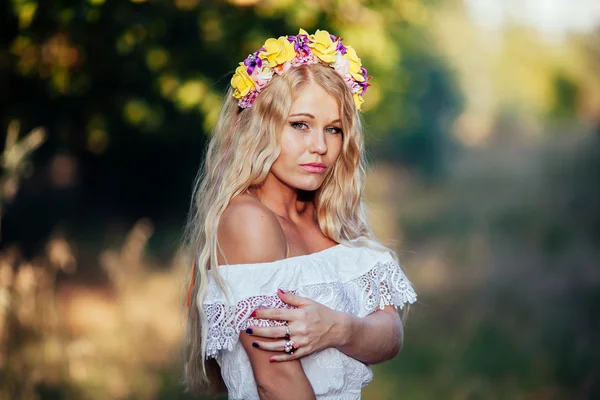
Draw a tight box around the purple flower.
[330,34,346,54]
[243,48,264,75]
[288,33,310,56]
[357,67,370,94]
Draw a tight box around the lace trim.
[203,260,416,358]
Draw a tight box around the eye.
[290,122,309,130]
[325,126,343,135]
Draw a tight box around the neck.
[251,173,313,223]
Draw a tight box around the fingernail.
[250,311,257,318]
[252,342,259,348]
[269,358,275,363]
[245,328,253,335]
[278,288,286,294]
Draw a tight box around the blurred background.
[1,0,599,399]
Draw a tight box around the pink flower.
[273,61,292,75]
[251,66,274,91]
[291,53,319,67]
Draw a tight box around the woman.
[184,29,417,399]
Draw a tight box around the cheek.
[270,131,298,176]
[278,129,304,162]
[328,136,343,160]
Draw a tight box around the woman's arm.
[331,305,403,364]
[238,332,314,399]
[218,200,316,400]
[249,291,404,365]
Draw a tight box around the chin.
[295,178,326,192]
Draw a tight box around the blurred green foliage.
[393,131,600,399]
[1,0,461,259]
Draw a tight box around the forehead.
[289,84,340,119]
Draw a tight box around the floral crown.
[230,29,371,110]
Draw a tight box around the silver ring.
[284,340,296,355]
[284,324,291,339]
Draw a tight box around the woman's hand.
[246,289,350,362]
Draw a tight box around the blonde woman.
[184,29,417,399]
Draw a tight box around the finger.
[269,346,307,362]
[277,288,311,307]
[251,340,287,352]
[245,325,287,339]
[253,307,297,321]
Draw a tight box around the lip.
[300,162,327,173]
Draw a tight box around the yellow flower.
[353,93,364,110]
[343,45,364,82]
[259,36,296,68]
[230,63,255,99]
[308,29,338,64]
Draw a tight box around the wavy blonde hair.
[183,63,404,395]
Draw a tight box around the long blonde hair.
[183,63,402,395]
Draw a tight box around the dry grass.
[0,219,189,400]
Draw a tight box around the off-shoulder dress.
[200,240,417,400]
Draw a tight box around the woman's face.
[270,83,343,192]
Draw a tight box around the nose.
[308,130,327,155]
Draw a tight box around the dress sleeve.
[350,251,417,317]
[202,280,295,359]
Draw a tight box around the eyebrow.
[289,113,315,119]
[289,113,341,124]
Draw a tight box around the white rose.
[332,52,350,78]
[251,65,274,91]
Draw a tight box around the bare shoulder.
[217,193,287,265]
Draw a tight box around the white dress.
[200,240,417,400]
